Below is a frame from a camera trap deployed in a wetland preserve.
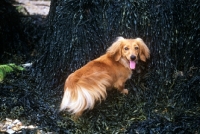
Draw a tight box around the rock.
[14,0,50,16]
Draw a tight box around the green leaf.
[0,63,25,82]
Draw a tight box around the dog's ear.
[107,37,124,61]
[136,38,150,62]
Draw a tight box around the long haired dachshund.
[60,37,150,117]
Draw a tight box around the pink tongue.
[130,61,136,69]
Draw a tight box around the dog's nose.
[130,55,136,61]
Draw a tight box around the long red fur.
[60,37,150,117]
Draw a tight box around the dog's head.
[107,37,150,69]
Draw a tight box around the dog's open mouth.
[130,61,136,69]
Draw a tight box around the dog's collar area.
[119,58,129,69]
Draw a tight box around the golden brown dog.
[60,37,150,117]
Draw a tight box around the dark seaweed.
[0,0,199,133]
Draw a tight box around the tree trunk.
[33,0,152,91]
[33,0,199,92]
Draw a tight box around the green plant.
[0,64,24,82]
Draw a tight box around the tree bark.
[33,0,199,94]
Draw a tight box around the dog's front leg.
[121,88,128,94]
[114,80,128,95]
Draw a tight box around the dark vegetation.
[0,0,199,133]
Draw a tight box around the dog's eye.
[135,47,139,50]
[124,47,129,50]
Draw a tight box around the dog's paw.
[121,89,128,94]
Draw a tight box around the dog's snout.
[130,55,136,61]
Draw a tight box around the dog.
[60,37,150,117]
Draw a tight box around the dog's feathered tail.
[60,72,112,116]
